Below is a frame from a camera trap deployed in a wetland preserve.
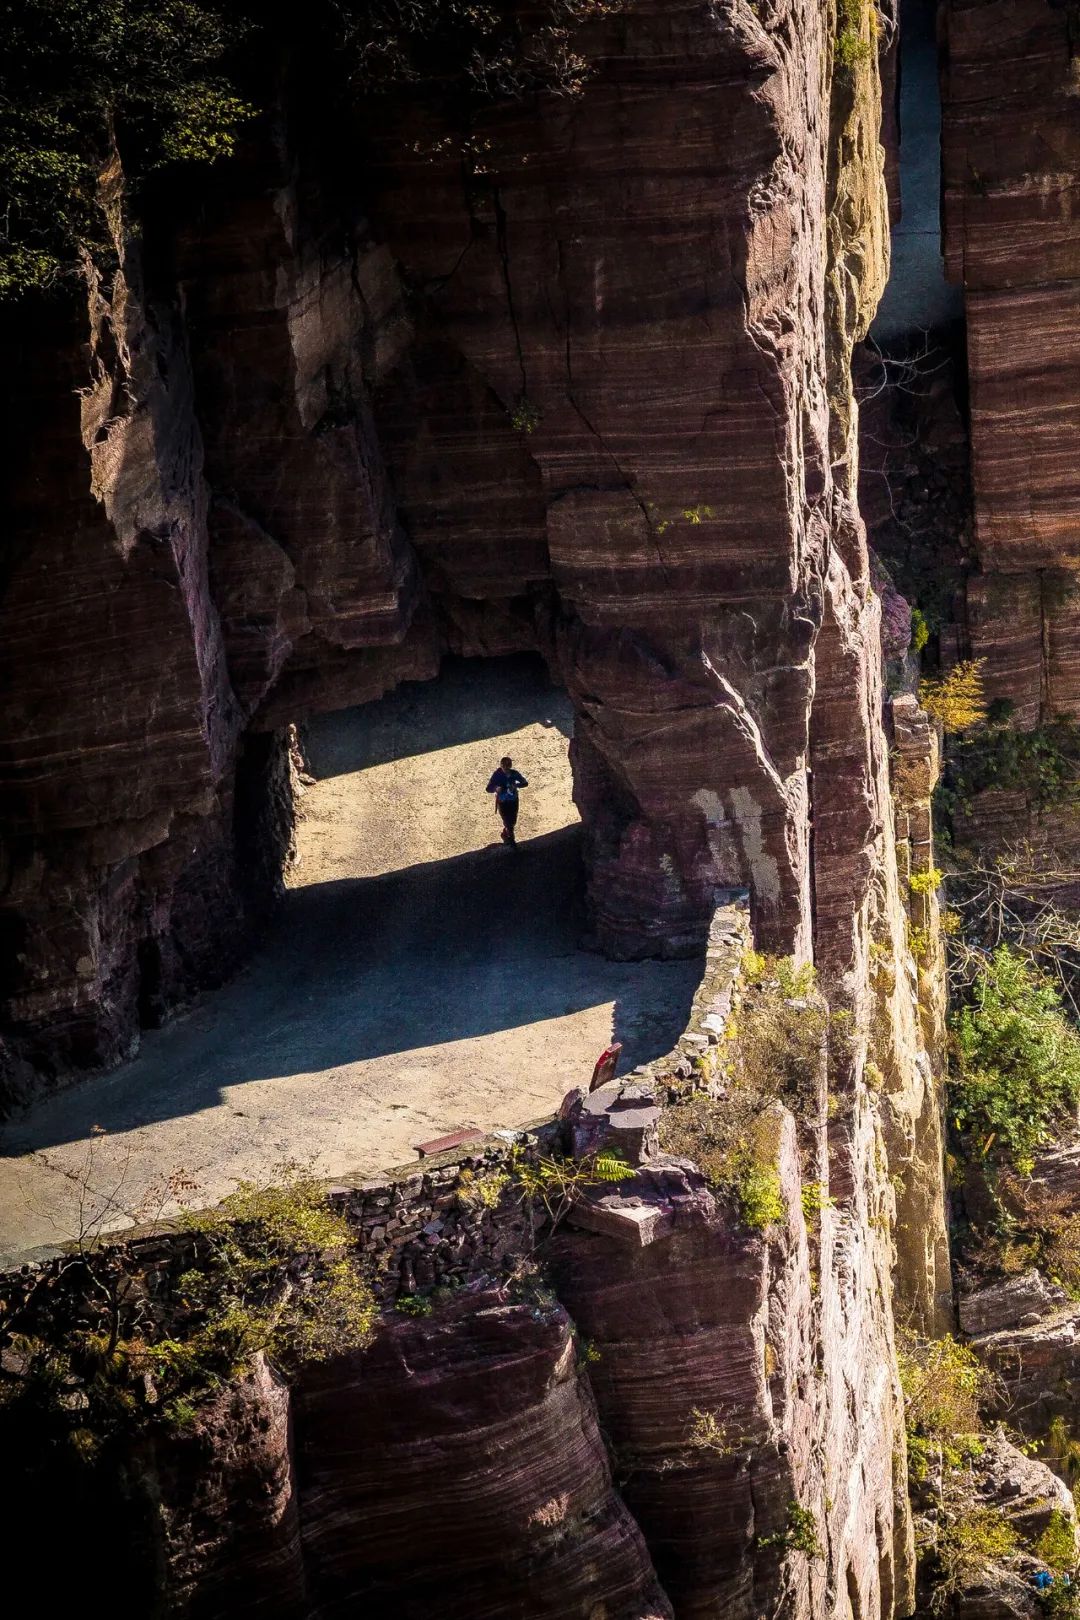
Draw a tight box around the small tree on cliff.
[950,946,1080,1173]
[920,660,988,734]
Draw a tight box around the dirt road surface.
[0,658,700,1264]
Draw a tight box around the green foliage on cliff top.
[659,954,827,1233]
[949,945,1080,1172]
[835,0,873,69]
[0,1166,375,1454]
[659,1092,788,1231]
[330,0,626,99]
[0,0,627,299]
[0,0,255,297]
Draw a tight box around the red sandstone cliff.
[0,2,963,1615]
[2,0,905,1097]
[940,0,1080,727]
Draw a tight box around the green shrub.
[395,1293,433,1317]
[0,1166,376,1459]
[835,0,873,66]
[509,396,541,433]
[909,867,943,897]
[739,1161,785,1230]
[912,607,930,653]
[1037,1578,1080,1617]
[686,1406,736,1455]
[659,953,823,1232]
[455,1167,509,1211]
[898,1332,992,1480]
[936,1507,1018,1590]
[1045,1417,1080,1486]
[510,1145,628,1235]
[731,955,825,1098]
[1036,1508,1078,1576]
[659,1097,787,1233]
[759,1500,824,1557]
[946,716,1080,813]
[949,946,1080,1171]
[0,0,255,297]
[800,1181,835,1220]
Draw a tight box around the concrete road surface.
[0,657,700,1264]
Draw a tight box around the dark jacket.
[486,768,528,803]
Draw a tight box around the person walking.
[486,756,528,845]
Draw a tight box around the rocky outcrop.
[958,1271,1068,1339]
[2,0,920,1105]
[975,1307,1080,1453]
[170,143,423,729]
[919,1430,1079,1619]
[363,0,874,962]
[155,1353,306,1619]
[551,1136,912,1619]
[296,1290,671,1619]
[939,0,1080,808]
[1,885,934,1618]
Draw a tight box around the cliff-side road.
[0,660,699,1264]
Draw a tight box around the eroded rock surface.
[0,2,963,1616]
[295,1290,672,1619]
[2,0,904,1097]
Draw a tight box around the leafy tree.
[950,945,1080,1171]
[0,0,255,297]
[898,1331,992,1480]
[920,659,988,733]
[947,716,1080,813]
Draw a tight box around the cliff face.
[1,0,914,1099]
[4,907,930,1618]
[0,226,282,1099]
[296,1291,671,1619]
[942,0,1080,593]
[0,2,965,1616]
[940,0,1080,754]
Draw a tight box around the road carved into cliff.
[0,658,701,1263]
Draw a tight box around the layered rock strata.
[939,0,1080,843]
[2,0,919,1104]
[0,4,964,1615]
[941,0,1080,590]
[296,1292,671,1619]
[3,899,925,1617]
[0,230,291,1103]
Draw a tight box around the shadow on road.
[2,827,702,1157]
[304,653,573,777]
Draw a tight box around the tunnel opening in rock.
[0,651,707,1261]
[297,653,576,874]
